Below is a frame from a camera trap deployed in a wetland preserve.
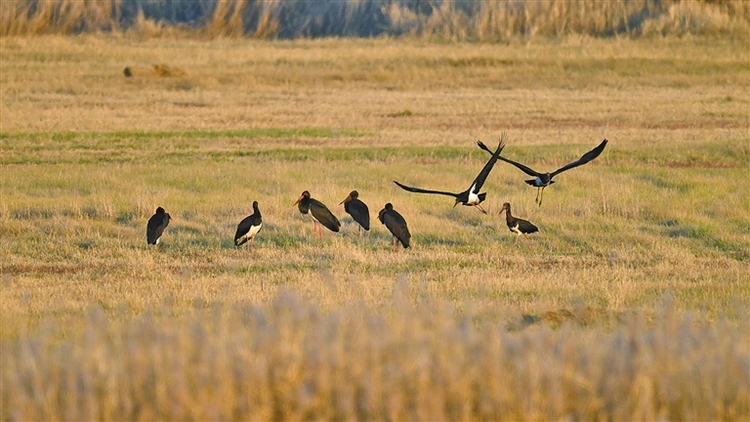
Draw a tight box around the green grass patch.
[0,128,367,143]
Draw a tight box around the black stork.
[339,190,370,235]
[378,203,410,251]
[147,206,171,248]
[234,201,263,249]
[393,133,507,213]
[294,190,341,239]
[477,138,608,206]
[499,202,538,247]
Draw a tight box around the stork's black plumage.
[478,139,608,206]
[146,207,171,247]
[394,133,507,214]
[499,202,538,246]
[234,201,263,248]
[339,190,370,234]
[378,203,410,251]
[294,190,341,238]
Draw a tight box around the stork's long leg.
[513,236,520,247]
[523,232,535,248]
[538,187,545,207]
[475,204,488,214]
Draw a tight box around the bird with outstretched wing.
[477,138,608,206]
[394,133,508,214]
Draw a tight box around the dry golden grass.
[3,298,748,420]
[1,36,749,419]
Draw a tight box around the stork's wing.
[476,140,541,178]
[471,132,507,192]
[309,199,341,232]
[346,199,370,230]
[384,210,410,248]
[147,214,169,244]
[393,181,458,198]
[550,139,608,177]
[235,215,253,240]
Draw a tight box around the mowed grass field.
[1,35,749,419]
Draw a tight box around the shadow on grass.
[657,219,749,261]
[414,234,469,247]
[636,174,690,192]
[236,262,318,275]
[706,237,750,262]
[262,225,309,248]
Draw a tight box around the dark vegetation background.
[2,0,748,39]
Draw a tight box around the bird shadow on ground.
[415,234,469,247]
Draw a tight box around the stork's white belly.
[239,224,263,243]
[247,223,262,238]
[467,183,481,205]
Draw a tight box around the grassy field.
[1,35,749,419]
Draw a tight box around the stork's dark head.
[339,190,359,205]
[499,202,511,214]
[294,190,311,206]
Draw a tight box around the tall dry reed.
[3,290,748,420]
[1,0,748,39]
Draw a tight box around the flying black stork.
[234,201,263,249]
[339,190,370,235]
[378,203,410,251]
[393,133,507,214]
[294,190,341,239]
[499,202,538,247]
[147,206,171,248]
[477,138,608,206]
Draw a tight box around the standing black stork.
[499,202,538,247]
[294,190,341,239]
[339,190,370,235]
[146,206,171,248]
[393,133,507,214]
[477,138,608,206]
[234,201,263,249]
[378,203,410,251]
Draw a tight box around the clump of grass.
[386,109,413,118]
[2,292,748,420]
